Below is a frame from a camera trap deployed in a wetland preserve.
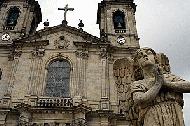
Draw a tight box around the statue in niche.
[131,47,190,126]
[6,7,20,26]
[0,68,2,80]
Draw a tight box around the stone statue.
[131,47,190,126]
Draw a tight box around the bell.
[117,22,122,28]
[7,20,15,25]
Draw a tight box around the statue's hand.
[154,65,164,85]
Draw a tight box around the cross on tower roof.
[58,4,74,23]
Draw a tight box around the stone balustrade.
[36,97,73,108]
[3,26,15,30]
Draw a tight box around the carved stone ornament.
[14,103,31,126]
[8,50,22,61]
[71,118,87,126]
[1,4,7,8]
[75,50,89,59]
[32,47,45,57]
[113,58,137,122]
[156,53,171,74]
[54,36,70,49]
[99,48,107,59]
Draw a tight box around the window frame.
[44,58,71,98]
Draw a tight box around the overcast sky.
[37,0,190,125]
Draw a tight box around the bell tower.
[0,0,42,44]
[97,0,139,48]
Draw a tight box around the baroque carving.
[113,58,135,117]
[8,50,22,61]
[99,48,107,59]
[156,53,171,74]
[71,118,87,126]
[54,36,70,49]
[75,50,89,59]
[31,47,45,57]
[99,47,114,62]
[1,4,7,8]
[100,29,108,42]
[15,103,31,126]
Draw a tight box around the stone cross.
[58,4,74,21]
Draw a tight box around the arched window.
[45,59,71,97]
[6,7,20,27]
[113,10,126,29]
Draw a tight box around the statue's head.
[134,47,158,68]
[133,48,171,80]
[133,47,158,80]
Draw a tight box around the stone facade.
[1,0,181,126]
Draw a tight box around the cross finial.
[58,4,74,23]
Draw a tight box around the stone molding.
[75,50,89,59]
[31,47,45,57]
[8,50,22,61]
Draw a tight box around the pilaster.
[72,104,91,126]
[99,46,111,110]
[6,49,22,95]
[97,110,113,126]
[0,111,9,125]
[0,97,10,126]
[74,41,89,98]
[29,47,45,95]
[15,103,31,126]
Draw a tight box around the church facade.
[0,0,140,125]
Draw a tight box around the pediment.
[15,24,108,50]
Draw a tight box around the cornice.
[13,40,49,48]
[20,25,104,44]
[86,110,114,118]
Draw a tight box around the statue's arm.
[132,81,162,105]
[164,80,190,93]
[132,65,165,105]
[132,70,163,105]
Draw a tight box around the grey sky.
[37,0,190,125]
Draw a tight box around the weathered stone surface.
[130,48,189,126]
[0,0,188,126]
